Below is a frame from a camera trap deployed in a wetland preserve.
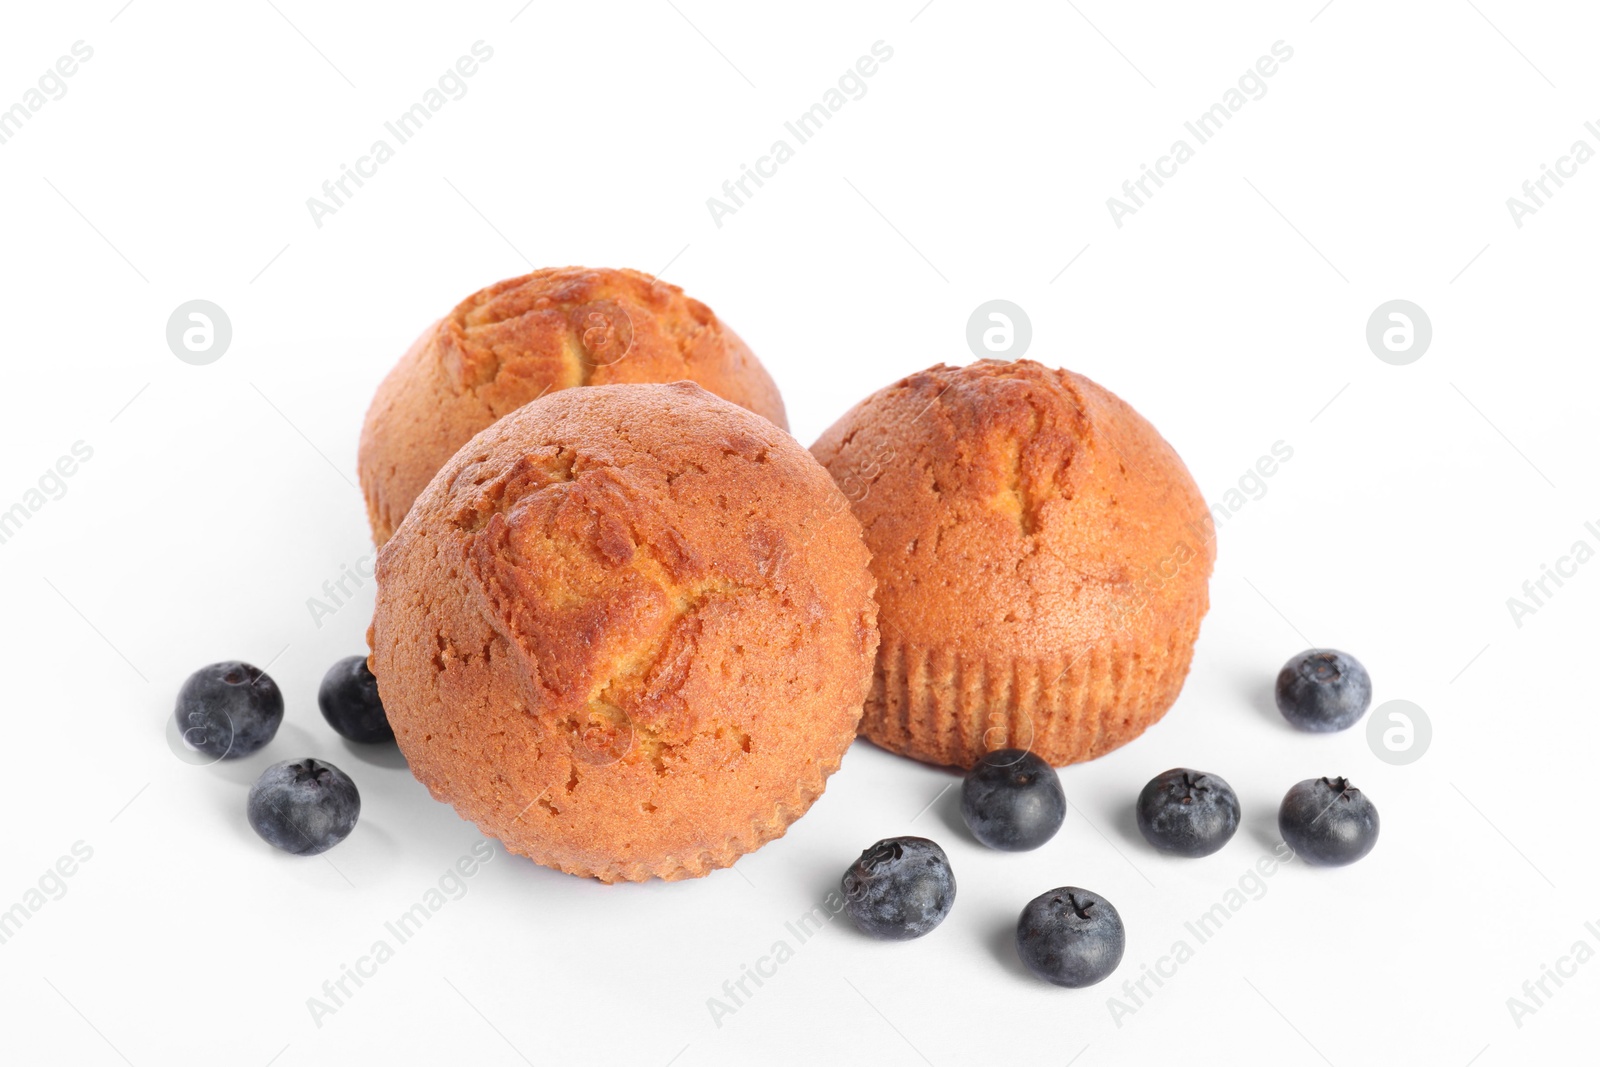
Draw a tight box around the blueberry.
[318,656,394,743]
[1278,776,1379,866]
[1016,887,1126,988]
[173,661,283,759]
[1136,768,1240,857]
[841,837,955,940]
[961,748,1066,851]
[1275,649,1372,732]
[247,758,361,856]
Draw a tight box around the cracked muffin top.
[811,359,1213,661]
[358,267,787,545]
[370,381,876,882]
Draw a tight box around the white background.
[1,2,1596,1064]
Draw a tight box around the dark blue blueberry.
[1016,886,1125,988]
[247,758,361,856]
[1136,768,1240,857]
[841,837,955,940]
[961,748,1066,851]
[1275,649,1372,732]
[318,656,394,743]
[173,661,283,759]
[1278,776,1379,867]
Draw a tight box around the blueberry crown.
[1172,771,1211,803]
[859,840,904,873]
[1052,892,1095,921]
[290,759,334,786]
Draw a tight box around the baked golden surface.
[359,267,787,545]
[812,359,1213,769]
[371,382,876,882]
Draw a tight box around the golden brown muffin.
[370,381,877,882]
[811,359,1213,769]
[359,267,787,545]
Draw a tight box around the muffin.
[370,381,877,882]
[359,267,787,545]
[811,359,1213,769]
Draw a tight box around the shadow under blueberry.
[985,913,1036,983]
[930,775,971,842]
[1107,796,1147,852]
[338,736,409,770]
[202,720,320,785]
[1246,803,1282,853]
[1243,676,1286,730]
[808,866,855,934]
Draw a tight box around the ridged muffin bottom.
[862,608,1205,769]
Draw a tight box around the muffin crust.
[812,359,1213,768]
[359,267,787,545]
[372,382,876,881]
